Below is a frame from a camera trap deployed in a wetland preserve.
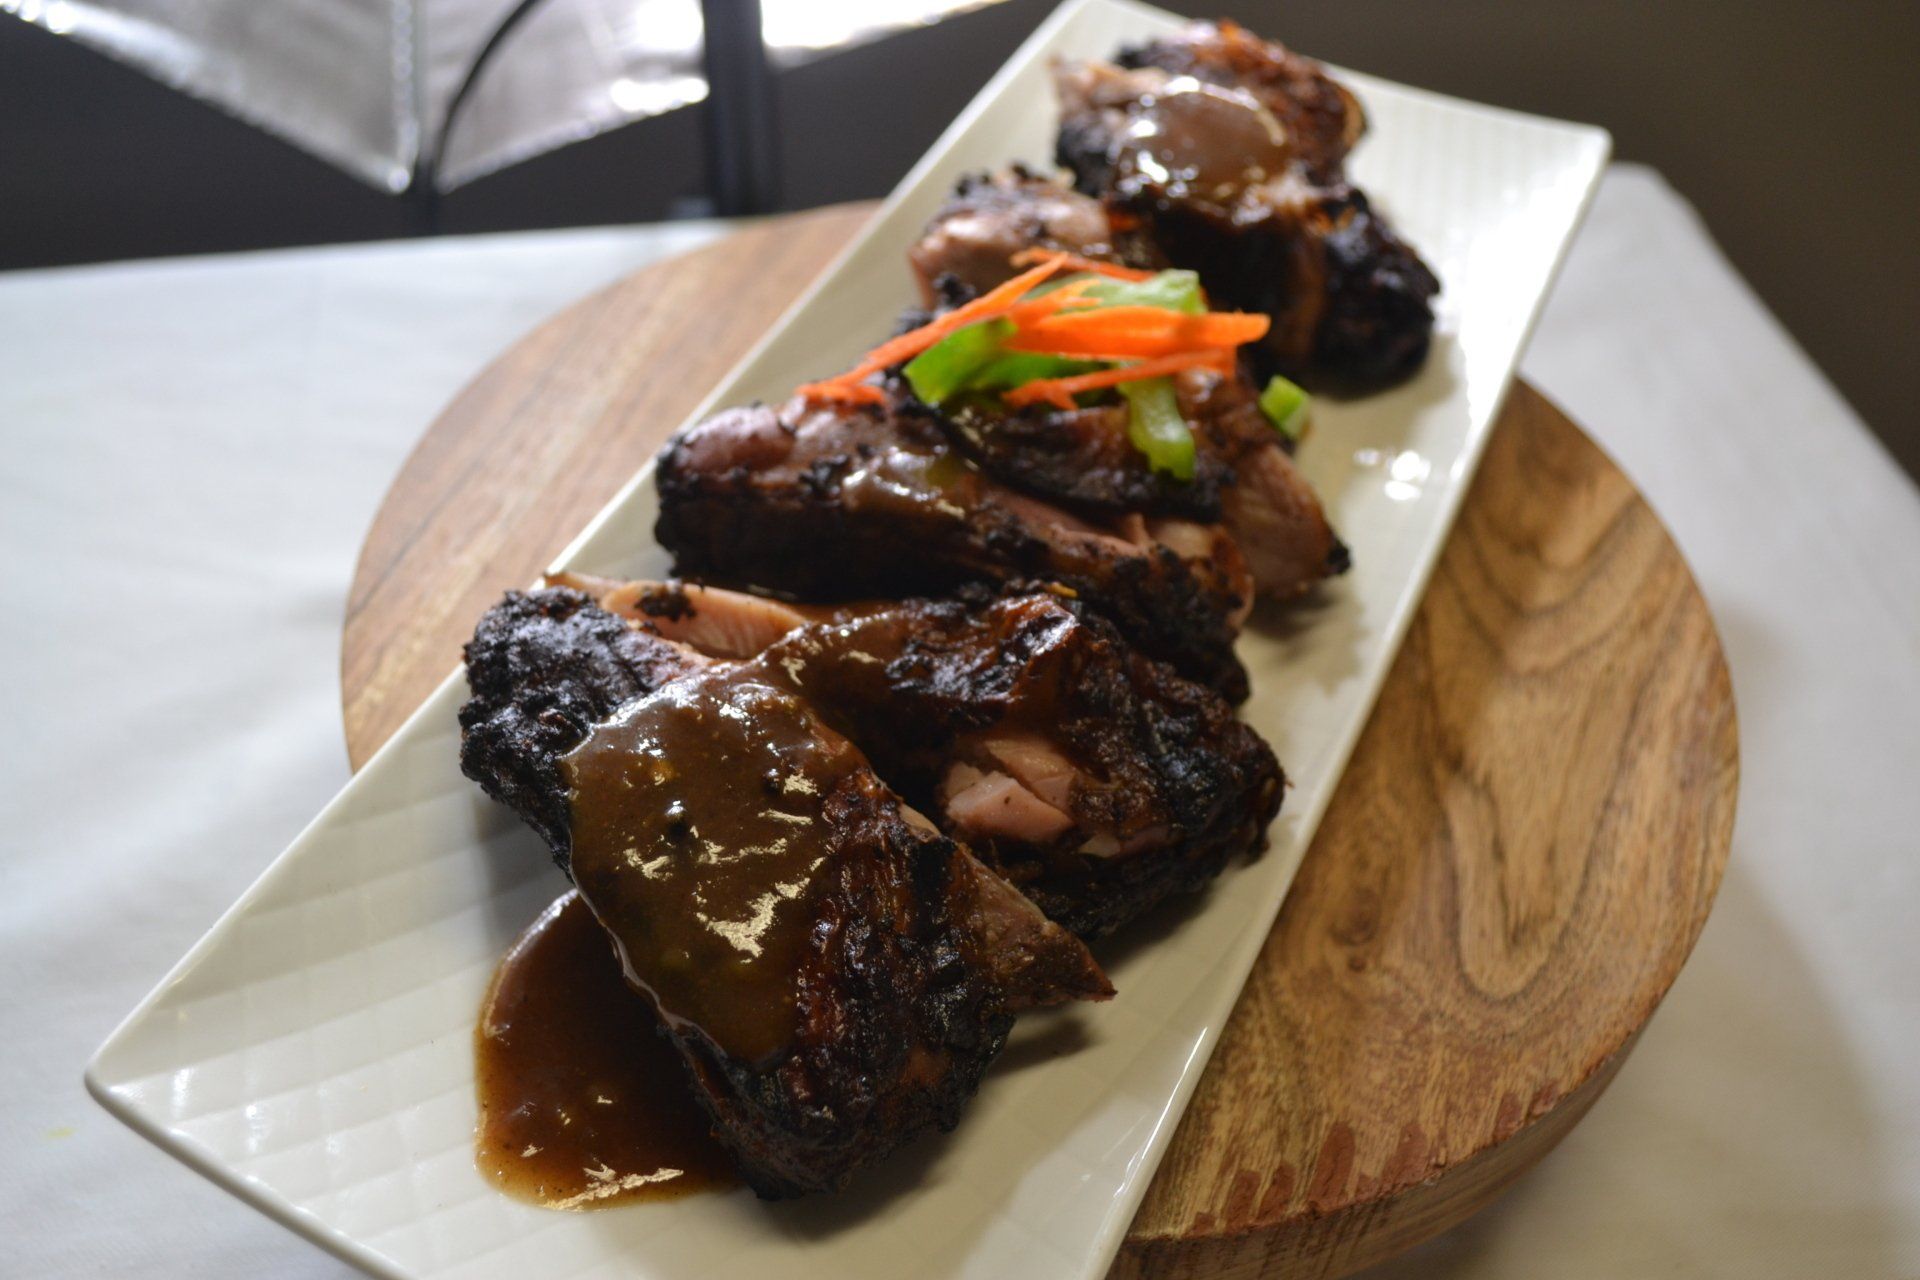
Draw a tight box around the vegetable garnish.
[1006,306,1269,359]
[1008,248,1155,282]
[901,317,1014,403]
[1119,378,1196,479]
[802,256,1273,480]
[797,253,1080,405]
[1002,351,1238,410]
[798,380,889,405]
[1258,374,1312,440]
[1032,268,1205,314]
[902,318,1099,405]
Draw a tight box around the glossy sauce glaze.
[474,891,736,1209]
[561,667,862,1064]
[811,408,979,530]
[1118,76,1292,199]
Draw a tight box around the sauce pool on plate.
[474,891,736,1210]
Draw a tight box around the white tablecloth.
[2,165,1915,1278]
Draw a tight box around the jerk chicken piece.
[907,171,1347,597]
[906,165,1165,306]
[1053,20,1440,390]
[654,392,1255,699]
[556,574,1285,937]
[460,587,1110,1198]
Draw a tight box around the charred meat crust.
[1053,22,1440,390]
[547,576,1283,936]
[458,586,701,862]
[654,396,1251,699]
[764,592,1284,936]
[902,176,1347,599]
[459,587,1109,1198]
[680,772,1009,1198]
[968,601,1281,935]
[933,392,1232,522]
[1106,185,1440,390]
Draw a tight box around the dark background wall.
[3,2,1914,477]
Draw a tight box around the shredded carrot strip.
[1005,308,1268,361]
[1000,298,1101,330]
[1003,351,1238,410]
[1008,248,1155,282]
[794,254,1261,410]
[1019,306,1271,345]
[1006,334,1232,360]
[1007,342,1210,363]
[799,254,1076,403]
[791,379,887,405]
[1025,276,1105,306]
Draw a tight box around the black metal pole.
[409,0,550,234]
[700,0,780,216]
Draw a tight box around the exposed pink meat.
[980,734,1080,813]
[641,587,812,657]
[550,574,842,659]
[1141,517,1203,558]
[939,763,1077,842]
[1109,513,1253,629]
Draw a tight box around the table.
[2,165,1915,1278]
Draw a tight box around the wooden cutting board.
[340,202,1737,1278]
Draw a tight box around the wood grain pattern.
[1114,383,1736,1278]
[340,207,1736,1278]
[342,204,874,760]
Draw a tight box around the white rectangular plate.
[87,3,1608,1277]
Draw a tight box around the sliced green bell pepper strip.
[1119,376,1196,480]
[1258,373,1312,440]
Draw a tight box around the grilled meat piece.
[908,171,1347,595]
[654,394,1254,698]
[1053,21,1439,389]
[1196,376,1351,594]
[458,585,704,859]
[938,352,1342,598]
[906,167,1164,305]
[763,593,1283,935]
[1107,18,1366,181]
[936,390,1227,522]
[552,573,862,659]
[562,576,1285,937]
[906,177,1346,596]
[461,587,1109,1198]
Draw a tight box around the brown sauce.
[561,668,862,1064]
[474,891,737,1209]
[839,441,978,528]
[1120,76,1292,197]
